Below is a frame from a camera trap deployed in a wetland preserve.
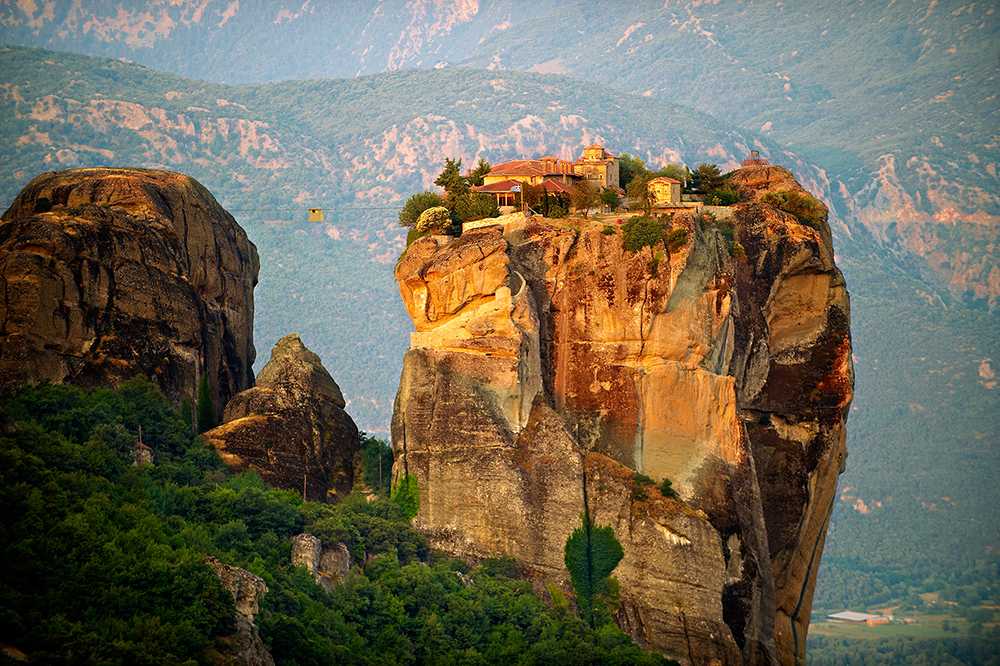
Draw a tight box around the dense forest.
[0,379,677,665]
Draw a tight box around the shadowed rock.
[0,167,259,417]
[205,334,359,502]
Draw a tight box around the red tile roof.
[539,178,576,195]
[489,158,576,177]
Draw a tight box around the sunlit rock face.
[392,167,853,666]
[0,167,259,418]
[205,334,360,502]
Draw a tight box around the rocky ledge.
[391,166,853,666]
[0,167,259,419]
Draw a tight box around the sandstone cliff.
[204,556,275,666]
[204,334,360,502]
[392,167,853,666]
[0,168,259,419]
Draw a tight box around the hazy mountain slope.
[0,0,569,82]
[461,0,1000,309]
[4,1,996,307]
[0,45,836,429]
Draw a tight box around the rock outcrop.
[0,168,259,418]
[204,334,360,502]
[291,533,352,591]
[204,556,275,666]
[392,167,853,666]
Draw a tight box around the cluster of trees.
[0,379,677,665]
[398,157,499,237]
[618,155,740,213]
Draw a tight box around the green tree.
[626,173,653,215]
[454,192,500,222]
[391,473,420,520]
[196,373,215,433]
[692,163,723,193]
[599,187,620,210]
[433,157,469,212]
[618,153,646,189]
[571,179,599,218]
[564,513,624,628]
[654,163,688,188]
[398,190,443,228]
[468,157,491,186]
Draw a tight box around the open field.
[810,612,995,641]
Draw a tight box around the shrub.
[415,206,452,234]
[621,216,662,252]
[761,191,824,229]
[564,514,624,628]
[398,190,442,228]
[631,473,655,501]
[454,192,500,222]
[600,223,616,235]
[730,241,747,262]
[391,473,420,520]
[659,478,678,499]
[706,188,739,206]
[665,228,688,253]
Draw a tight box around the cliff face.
[392,167,853,666]
[204,556,275,666]
[204,334,360,502]
[0,168,259,417]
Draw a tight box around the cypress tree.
[196,374,215,433]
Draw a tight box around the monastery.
[471,144,621,208]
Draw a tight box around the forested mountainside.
[3,0,996,310]
[0,45,997,657]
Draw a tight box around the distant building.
[134,440,154,466]
[483,156,579,187]
[472,144,620,210]
[574,144,620,189]
[742,149,770,167]
[827,611,889,626]
[647,177,682,207]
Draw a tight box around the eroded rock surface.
[392,168,853,666]
[0,168,259,417]
[204,556,275,666]
[204,334,359,502]
[291,533,352,591]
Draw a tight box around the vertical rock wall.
[392,168,853,666]
[0,168,259,418]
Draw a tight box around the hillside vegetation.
[0,379,675,665]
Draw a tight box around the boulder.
[0,168,258,419]
[204,334,360,502]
